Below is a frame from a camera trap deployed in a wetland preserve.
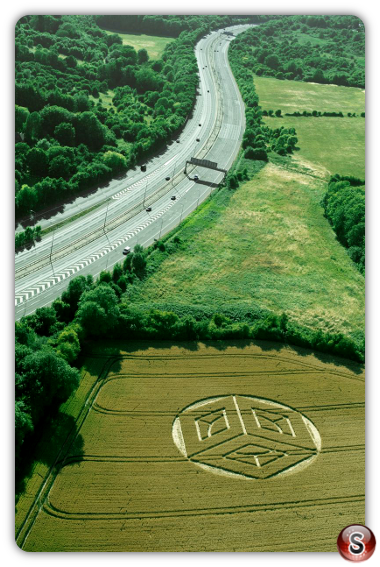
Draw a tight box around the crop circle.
[173,395,321,480]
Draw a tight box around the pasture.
[254,75,365,179]
[19,342,364,551]
[103,30,174,60]
[129,162,365,340]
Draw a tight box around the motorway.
[15,25,251,320]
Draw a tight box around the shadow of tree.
[80,338,364,375]
[16,411,85,504]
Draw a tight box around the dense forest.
[15,15,194,218]
[15,14,272,222]
[230,15,364,88]
[15,15,262,220]
[95,15,268,37]
[17,14,363,221]
[322,175,365,273]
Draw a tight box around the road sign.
[189,157,219,170]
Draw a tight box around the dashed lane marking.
[15,201,175,307]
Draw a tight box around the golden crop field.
[18,342,364,552]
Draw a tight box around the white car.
[122,246,131,255]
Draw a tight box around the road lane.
[15,25,252,320]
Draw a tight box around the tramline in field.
[18,341,364,552]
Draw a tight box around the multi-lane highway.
[15,25,252,320]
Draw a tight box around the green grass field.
[103,30,174,60]
[128,162,364,339]
[267,116,365,179]
[124,73,365,340]
[254,76,365,179]
[254,75,365,115]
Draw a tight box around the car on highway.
[123,246,131,255]
[140,164,146,172]
[196,138,200,142]
[165,176,170,181]
[171,195,176,201]
[199,123,202,126]
[193,175,199,181]
[146,207,152,212]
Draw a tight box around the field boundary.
[16,341,364,549]
[15,355,115,549]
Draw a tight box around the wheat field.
[18,342,364,552]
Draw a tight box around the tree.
[52,299,72,323]
[131,250,147,278]
[15,105,29,133]
[76,284,120,336]
[29,306,57,336]
[15,401,33,468]
[135,67,162,93]
[65,55,77,68]
[48,155,72,178]
[24,111,42,143]
[40,105,74,136]
[74,112,106,150]
[264,54,280,70]
[18,349,80,424]
[102,151,127,173]
[56,326,81,363]
[26,148,48,176]
[61,275,93,319]
[137,48,149,64]
[15,184,38,215]
[245,147,268,161]
[54,122,76,146]
[112,263,123,283]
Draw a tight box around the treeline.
[231,15,364,88]
[229,44,299,159]
[263,109,365,118]
[15,315,81,474]
[15,230,364,475]
[95,15,267,38]
[322,175,365,273]
[15,15,231,219]
[15,225,41,251]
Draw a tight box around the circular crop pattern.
[172,395,321,480]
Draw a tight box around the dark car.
[165,176,170,181]
[176,139,180,143]
[171,195,176,201]
[193,175,199,181]
[140,164,146,172]
[199,123,202,126]
[207,90,210,93]
[122,246,131,255]
[196,138,200,142]
[146,207,152,212]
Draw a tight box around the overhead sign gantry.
[185,157,227,181]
